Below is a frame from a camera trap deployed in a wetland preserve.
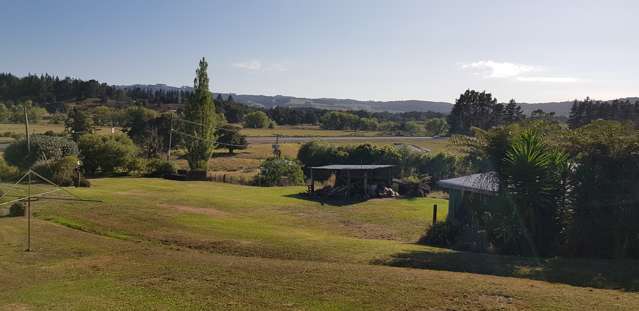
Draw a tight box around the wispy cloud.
[232,59,288,72]
[516,76,580,83]
[233,59,262,71]
[461,60,580,83]
[461,60,539,78]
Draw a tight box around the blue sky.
[1,0,637,102]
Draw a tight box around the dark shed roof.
[437,172,499,194]
[311,164,395,170]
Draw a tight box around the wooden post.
[346,170,351,198]
[310,168,315,193]
[363,172,368,196]
[432,204,438,225]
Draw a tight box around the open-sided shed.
[309,164,396,197]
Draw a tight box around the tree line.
[568,97,639,129]
[447,90,527,134]
[0,73,187,109]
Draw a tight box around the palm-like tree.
[500,130,569,256]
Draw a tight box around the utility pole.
[167,116,173,161]
[272,134,281,158]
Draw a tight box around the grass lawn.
[1,178,638,310]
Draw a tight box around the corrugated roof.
[311,164,395,170]
[437,172,499,194]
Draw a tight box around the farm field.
[1,178,638,310]
[0,123,118,136]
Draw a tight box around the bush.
[0,157,19,182]
[9,202,25,217]
[4,134,78,169]
[78,133,138,176]
[297,141,400,169]
[418,221,460,247]
[32,156,80,187]
[254,157,304,186]
[424,118,449,136]
[145,158,176,177]
[243,111,272,128]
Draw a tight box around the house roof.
[311,164,395,170]
[437,172,499,194]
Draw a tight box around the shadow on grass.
[211,152,247,158]
[284,193,369,206]
[375,246,639,291]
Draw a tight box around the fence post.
[432,204,438,225]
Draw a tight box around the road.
[247,136,443,144]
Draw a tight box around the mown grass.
[1,178,638,310]
[1,178,639,309]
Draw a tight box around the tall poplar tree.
[184,57,218,171]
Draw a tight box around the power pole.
[167,116,173,161]
[272,134,281,158]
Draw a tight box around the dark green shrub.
[9,202,25,217]
[297,141,400,169]
[254,158,304,186]
[0,157,19,182]
[4,134,78,169]
[418,221,460,247]
[145,159,176,177]
[243,111,272,128]
[32,156,80,187]
[78,133,138,176]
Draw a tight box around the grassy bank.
[0,178,638,310]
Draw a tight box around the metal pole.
[24,105,31,252]
[27,172,31,252]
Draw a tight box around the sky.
[1,0,637,103]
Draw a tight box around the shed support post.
[433,204,438,225]
[363,172,368,196]
[310,168,315,193]
[346,170,351,198]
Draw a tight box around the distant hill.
[117,84,637,116]
[228,95,453,113]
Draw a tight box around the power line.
[170,129,248,147]
[171,117,240,133]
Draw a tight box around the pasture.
[1,178,638,310]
